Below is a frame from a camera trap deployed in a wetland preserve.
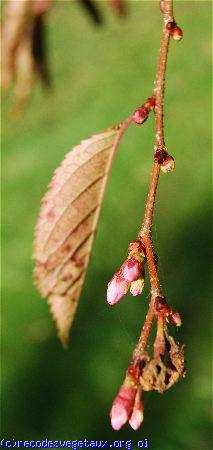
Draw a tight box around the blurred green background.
[2,1,212,449]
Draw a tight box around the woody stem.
[133,0,173,358]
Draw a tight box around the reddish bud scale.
[160,155,175,174]
[166,21,183,41]
[171,311,182,326]
[155,296,171,315]
[144,97,155,111]
[133,106,149,125]
[168,311,182,327]
[128,240,146,258]
[166,20,176,31]
[154,149,168,164]
[171,26,183,41]
[127,361,140,383]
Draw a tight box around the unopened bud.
[154,148,168,164]
[133,106,149,125]
[123,258,143,283]
[144,96,155,111]
[160,155,175,174]
[110,402,128,431]
[110,384,136,431]
[171,26,183,41]
[129,389,143,431]
[107,274,129,305]
[155,296,171,315]
[166,20,175,31]
[130,278,145,297]
[168,311,182,326]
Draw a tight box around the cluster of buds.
[166,21,183,41]
[111,307,185,431]
[132,96,155,125]
[107,240,146,305]
[109,293,184,430]
[110,362,143,431]
[154,147,175,174]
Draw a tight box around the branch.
[109,0,185,432]
[136,0,174,349]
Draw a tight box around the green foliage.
[2,2,211,448]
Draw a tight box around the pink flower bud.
[160,155,175,174]
[110,385,136,431]
[133,106,149,125]
[110,403,128,431]
[123,258,143,283]
[129,389,143,431]
[107,274,128,305]
[130,278,145,297]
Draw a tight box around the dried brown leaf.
[33,126,121,346]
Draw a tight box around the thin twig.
[110,1,185,431]
[134,0,173,357]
